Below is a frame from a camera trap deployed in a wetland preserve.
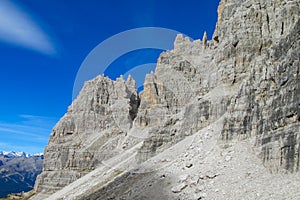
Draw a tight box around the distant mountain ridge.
[0,151,43,159]
[0,151,43,198]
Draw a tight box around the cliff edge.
[31,0,299,199]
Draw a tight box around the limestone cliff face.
[34,75,140,194]
[214,0,300,172]
[136,35,232,162]
[137,0,300,172]
[32,0,299,199]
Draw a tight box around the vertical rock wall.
[34,75,140,194]
[215,0,300,172]
[33,0,299,198]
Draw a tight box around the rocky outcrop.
[214,0,300,173]
[34,75,140,195]
[31,0,299,199]
[136,36,234,162]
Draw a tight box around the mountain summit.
[0,151,43,159]
[30,0,299,199]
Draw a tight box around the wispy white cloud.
[0,125,49,141]
[19,114,58,127]
[0,142,44,154]
[0,114,58,153]
[0,0,57,55]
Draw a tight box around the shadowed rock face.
[32,0,299,199]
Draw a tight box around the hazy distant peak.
[0,151,43,158]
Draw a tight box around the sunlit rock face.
[32,0,299,199]
[215,0,300,173]
[34,75,140,194]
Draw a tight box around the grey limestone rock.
[34,75,140,195]
[31,0,299,199]
[216,0,300,173]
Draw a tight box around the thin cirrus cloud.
[0,114,57,153]
[0,142,45,154]
[0,0,57,55]
[0,114,57,140]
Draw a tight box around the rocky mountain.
[0,153,43,198]
[0,151,27,158]
[30,0,299,199]
[0,151,43,159]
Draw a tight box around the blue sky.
[0,0,220,154]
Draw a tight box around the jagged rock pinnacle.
[31,0,300,199]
